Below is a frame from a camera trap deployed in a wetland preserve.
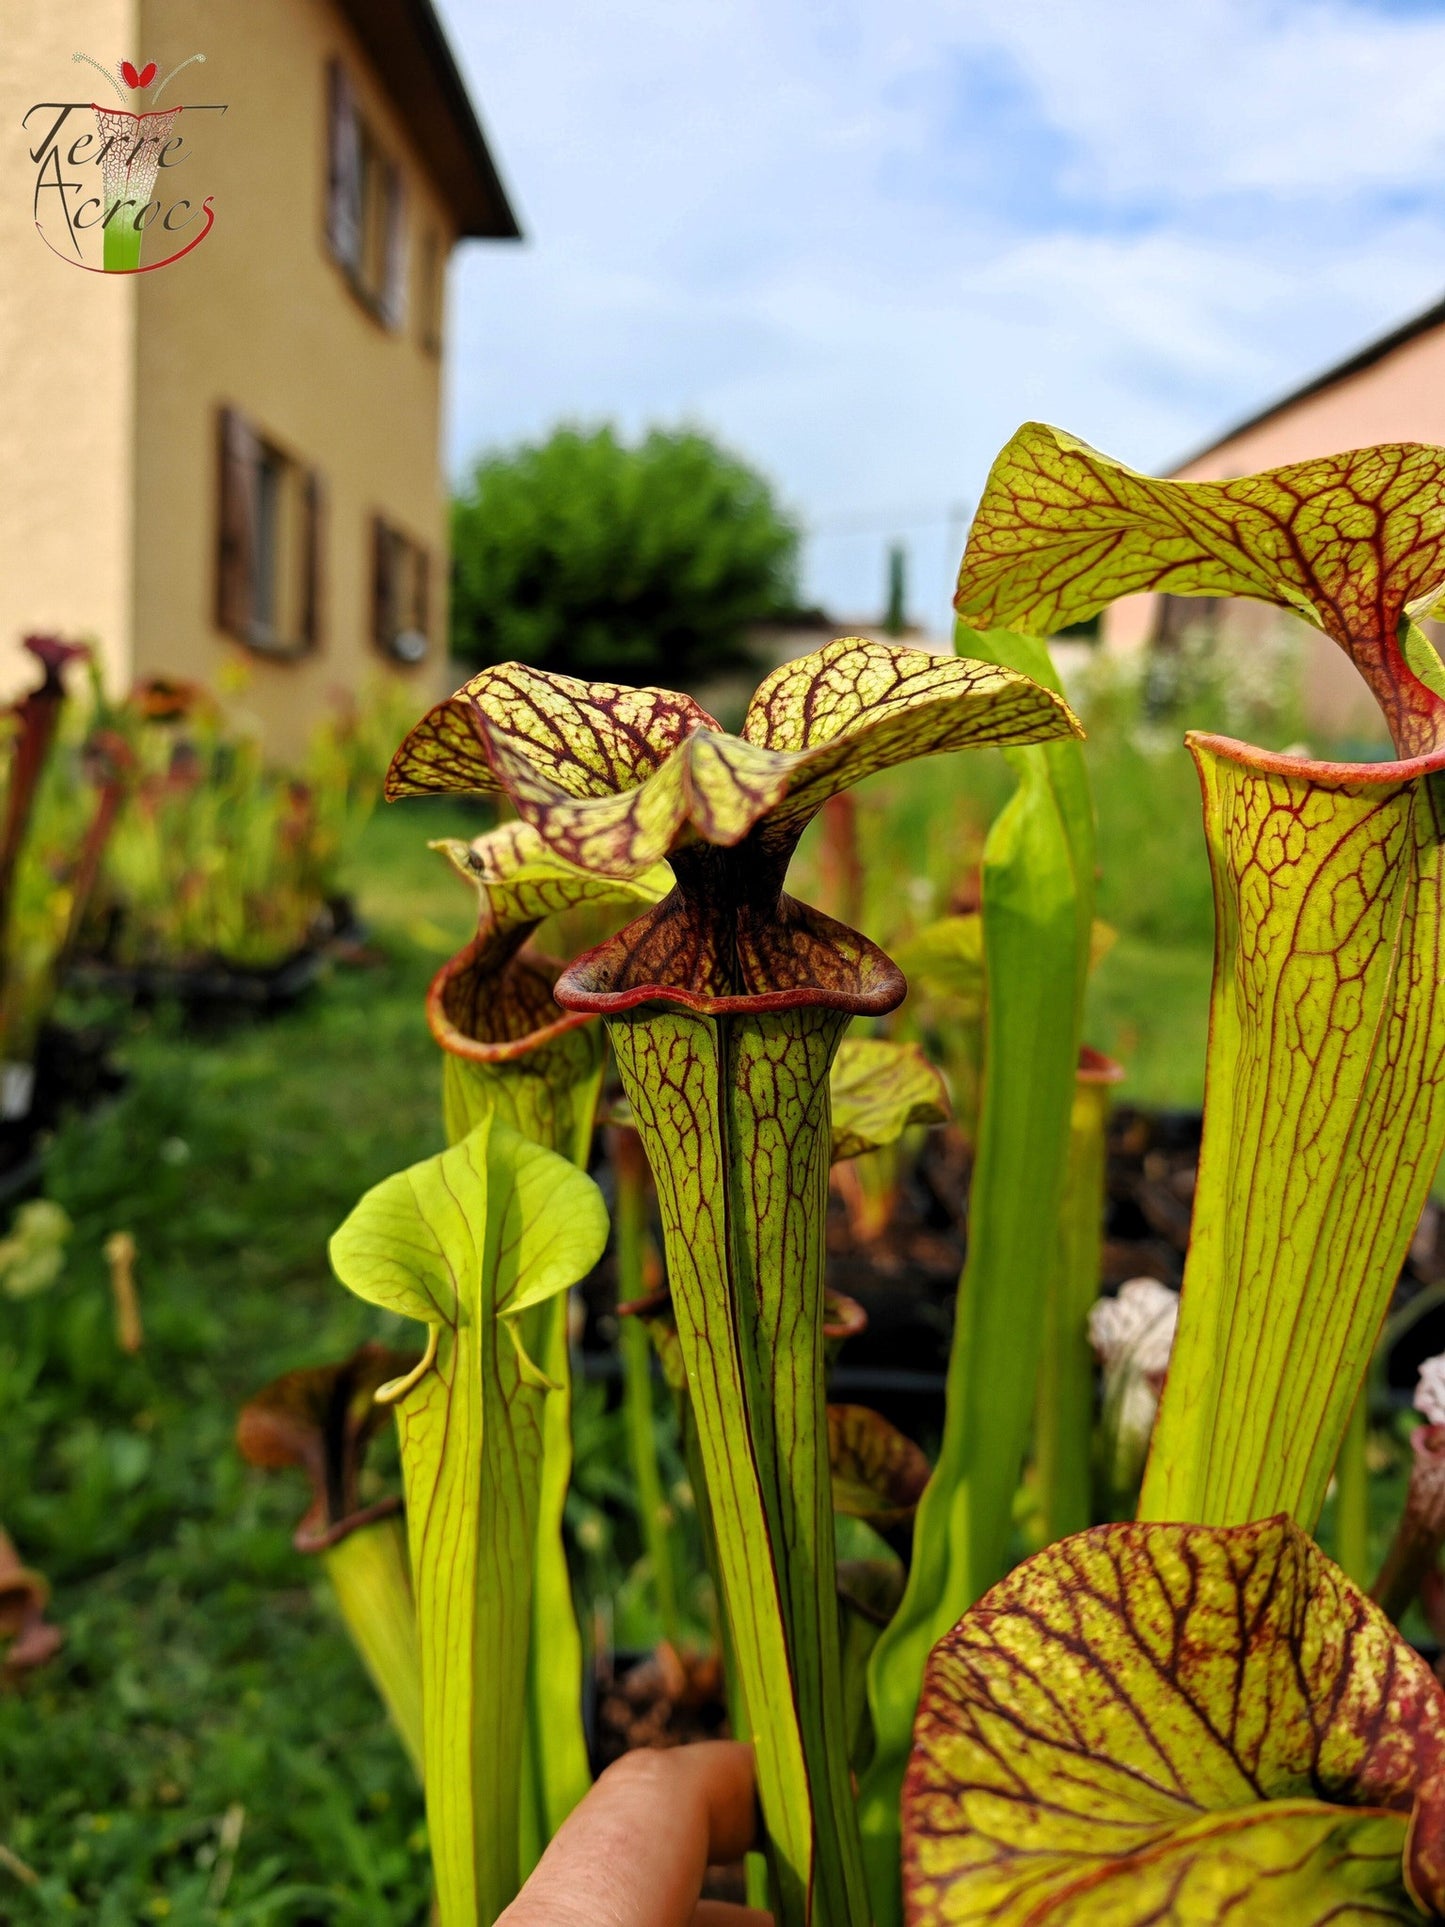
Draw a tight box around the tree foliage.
[450,425,801,684]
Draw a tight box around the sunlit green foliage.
[450,424,802,685]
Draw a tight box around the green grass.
[1084,936,1213,1111]
[0,799,481,1926]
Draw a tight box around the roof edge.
[1170,291,1445,475]
[337,0,522,241]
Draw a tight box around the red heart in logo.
[121,59,158,89]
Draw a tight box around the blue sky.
[434,0,1445,628]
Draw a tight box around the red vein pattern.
[903,1517,1445,1925]
[1140,742,1445,1532]
[422,820,665,1155]
[328,1121,608,1923]
[954,423,1445,756]
[386,640,1074,1016]
[386,666,719,801]
[608,1002,871,1924]
[827,1403,931,1535]
[377,639,1077,1927]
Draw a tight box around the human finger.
[498,1740,761,1927]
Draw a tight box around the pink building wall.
[1102,312,1445,746]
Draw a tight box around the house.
[1101,295,1445,747]
[4,0,519,757]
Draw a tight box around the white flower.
[1088,1277,1179,1391]
[1089,1278,1181,1498]
[1415,1353,1445,1427]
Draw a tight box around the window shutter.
[379,163,408,329]
[301,469,325,650]
[216,407,259,640]
[325,60,362,270]
[414,544,431,641]
[418,229,441,352]
[371,516,396,651]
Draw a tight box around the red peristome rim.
[425,943,596,1063]
[823,1289,869,1341]
[554,890,907,1017]
[1188,730,1445,789]
[294,1493,402,1556]
[1078,1044,1125,1085]
[554,967,906,1020]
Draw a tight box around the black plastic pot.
[0,1020,126,1207]
[65,897,367,1023]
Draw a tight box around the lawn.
[0,799,482,1926]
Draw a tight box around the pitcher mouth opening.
[427,936,595,1063]
[553,889,906,1020]
[1186,731,1445,790]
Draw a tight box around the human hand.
[497,1740,773,1927]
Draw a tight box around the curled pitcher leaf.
[388,638,1074,1927]
[828,1037,951,1162]
[955,424,1445,755]
[387,670,717,806]
[0,1526,63,1678]
[236,1341,415,1552]
[827,1404,931,1538]
[903,1516,1445,1925]
[329,1112,605,1338]
[329,1116,608,1924]
[427,817,670,1064]
[390,638,1077,1015]
[428,819,668,1153]
[958,424,1445,1531]
[1142,737,1445,1526]
[428,817,665,1853]
[236,1344,425,1776]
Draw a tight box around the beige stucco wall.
[134,0,457,759]
[1177,324,1445,477]
[0,0,139,698]
[1102,321,1445,748]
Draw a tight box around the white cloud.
[436,0,1445,625]
[963,0,1445,200]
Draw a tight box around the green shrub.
[450,424,801,684]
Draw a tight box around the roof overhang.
[1172,292,1445,474]
[337,0,522,240]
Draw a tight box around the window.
[417,227,444,355]
[216,408,324,657]
[1151,594,1219,652]
[326,60,407,326]
[371,518,431,664]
